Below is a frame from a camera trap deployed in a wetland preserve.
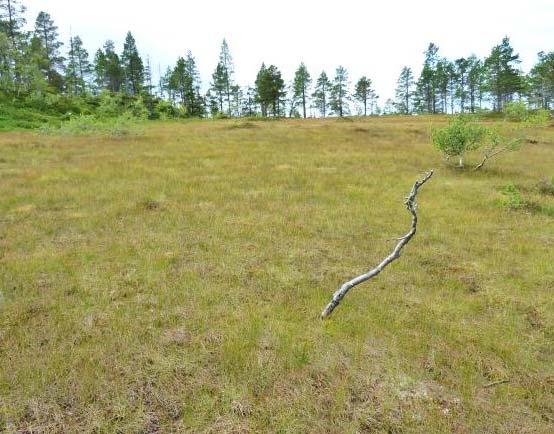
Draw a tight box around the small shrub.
[127,97,149,120]
[431,116,487,167]
[500,183,522,209]
[537,177,554,196]
[504,101,528,122]
[96,91,122,118]
[504,102,551,126]
[141,199,161,210]
[525,109,551,127]
[40,114,143,137]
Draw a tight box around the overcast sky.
[25,0,554,103]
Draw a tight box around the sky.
[25,0,554,105]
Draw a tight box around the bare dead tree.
[321,170,434,319]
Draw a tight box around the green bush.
[526,109,551,127]
[127,97,149,120]
[39,114,143,137]
[96,91,122,118]
[500,183,522,209]
[503,101,551,126]
[431,115,487,167]
[504,101,528,122]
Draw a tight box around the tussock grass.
[0,117,553,432]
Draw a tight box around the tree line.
[1,0,553,119]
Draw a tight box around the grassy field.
[0,116,553,433]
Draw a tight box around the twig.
[483,379,510,388]
[321,170,434,319]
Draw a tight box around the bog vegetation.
[1,0,554,433]
[1,117,553,433]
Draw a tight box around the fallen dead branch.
[483,379,510,388]
[321,170,434,319]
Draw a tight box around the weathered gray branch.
[483,379,510,388]
[473,147,508,171]
[474,138,521,171]
[321,170,434,319]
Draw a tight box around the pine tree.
[230,84,241,117]
[353,76,374,116]
[255,63,285,117]
[415,43,439,113]
[0,0,26,46]
[93,48,106,92]
[34,11,64,89]
[528,51,554,109]
[0,32,11,91]
[94,40,123,93]
[160,66,174,102]
[447,63,457,114]
[20,35,49,94]
[312,71,331,117]
[0,0,27,94]
[394,66,414,114]
[210,38,235,116]
[484,37,524,111]
[292,62,311,118]
[383,98,395,114]
[330,66,349,117]
[467,55,484,113]
[66,35,90,95]
[205,90,219,116]
[211,62,226,114]
[454,58,470,112]
[241,86,257,117]
[143,56,153,96]
[169,51,203,117]
[435,59,451,113]
[121,31,144,95]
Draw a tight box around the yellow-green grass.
[0,117,553,433]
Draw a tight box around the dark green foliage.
[330,66,349,117]
[416,43,440,113]
[94,40,124,93]
[0,0,26,44]
[241,86,257,117]
[210,39,234,116]
[0,100,57,130]
[292,62,311,118]
[394,67,414,114]
[527,51,554,109]
[34,11,63,89]
[167,51,204,117]
[454,58,470,113]
[484,37,524,111]
[121,31,144,95]
[312,71,331,117]
[353,76,377,116]
[466,55,485,113]
[255,63,285,117]
[66,35,91,95]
